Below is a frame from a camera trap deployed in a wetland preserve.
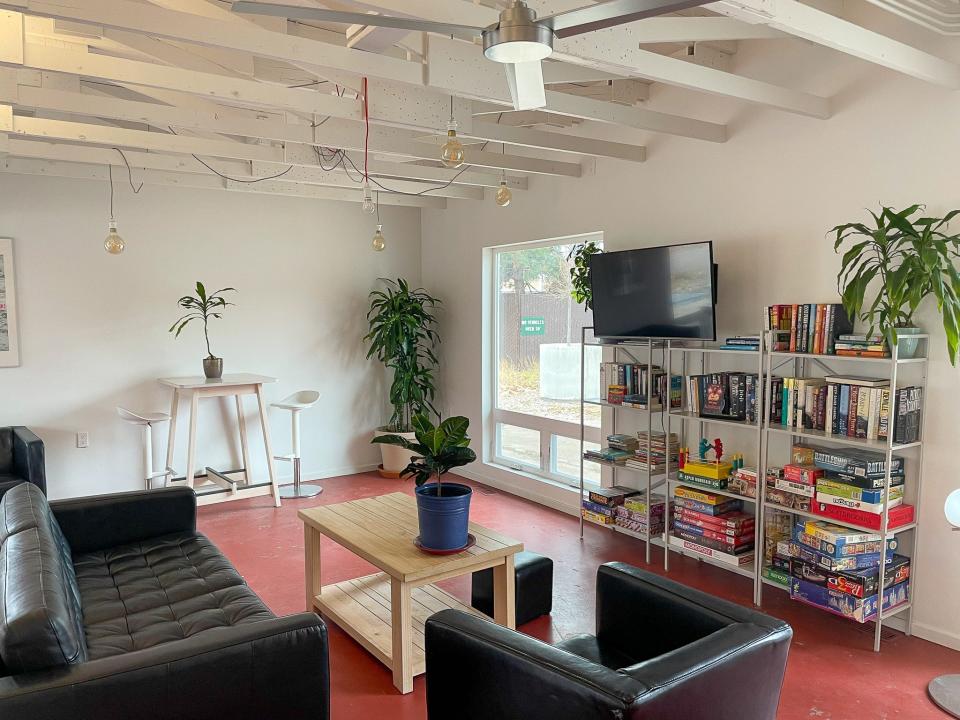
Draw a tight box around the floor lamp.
[928,489,960,718]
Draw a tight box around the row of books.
[764,303,853,355]
[685,372,761,423]
[768,375,922,444]
[775,520,911,623]
[600,363,679,408]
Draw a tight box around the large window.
[490,235,602,487]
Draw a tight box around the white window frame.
[487,232,603,487]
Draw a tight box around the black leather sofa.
[425,562,792,720]
[0,483,329,720]
[0,426,45,496]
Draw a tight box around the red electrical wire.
[362,76,369,180]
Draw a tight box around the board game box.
[783,463,824,486]
[792,524,896,558]
[673,496,742,516]
[811,501,915,530]
[581,509,614,525]
[813,448,904,478]
[788,554,911,599]
[588,485,640,507]
[781,540,893,571]
[815,479,904,504]
[677,471,728,490]
[668,534,756,568]
[789,576,910,623]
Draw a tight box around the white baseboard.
[290,462,380,485]
[454,464,580,517]
[910,622,960,652]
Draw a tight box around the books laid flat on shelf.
[584,447,632,465]
[625,432,679,474]
[607,434,639,452]
[720,335,761,351]
[769,376,922,443]
[685,372,760,422]
[789,577,910,623]
[764,303,855,355]
[834,334,891,358]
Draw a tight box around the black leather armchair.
[425,562,792,720]
[0,426,45,496]
[0,483,329,720]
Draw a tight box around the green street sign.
[520,316,546,336]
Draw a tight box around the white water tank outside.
[539,343,601,400]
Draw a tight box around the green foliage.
[567,240,602,310]
[364,278,441,432]
[169,281,236,358]
[498,245,569,295]
[833,205,960,364]
[372,414,476,492]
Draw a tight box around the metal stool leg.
[280,408,321,499]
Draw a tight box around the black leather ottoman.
[472,551,552,626]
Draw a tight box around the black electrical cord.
[167,126,295,183]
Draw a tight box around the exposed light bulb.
[495,180,513,207]
[440,120,465,169]
[361,180,376,214]
[104,220,125,255]
[372,224,386,252]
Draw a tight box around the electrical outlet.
[76,432,89,449]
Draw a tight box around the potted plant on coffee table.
[373,414,477,552]
[169,281,236,379]
[833,204,960,363]
[365,278,441,476]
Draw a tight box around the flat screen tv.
[589,241,717,340]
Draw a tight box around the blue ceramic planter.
[415,482,472,551]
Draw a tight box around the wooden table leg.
[235,395,252,486]
[185,390,199,489]
[255,384,282,508]
[304,524,322,613]
[164,390,179,486]
[493,554,517,630]
[391,578,414,694]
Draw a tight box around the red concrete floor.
[199,472,959,720]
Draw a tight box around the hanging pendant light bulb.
[361,179,376,214]
[496,179,512,207]
[372,224,386,252]
[104,219,125,254]
[103,164,125,255]
[440,95,465,169]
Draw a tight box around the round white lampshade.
[945,489,960,528]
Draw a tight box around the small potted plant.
[169,281,236,379]
[365,278,441,475]
[833,205,960,363]
[373,414,476,552]
[567,240,602,311]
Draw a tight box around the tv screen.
[589,241,717,340]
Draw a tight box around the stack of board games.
[581,485,640,526]
[669,486,755,568]
[763,303,854,355]
[762,510,794,586]
[809,447,914,530]
[613,494,668,536]
[624,432,679,473]
[784,520,911,623]
[684,372,761,422]
[728,466,758,498]
[770,375,922,443]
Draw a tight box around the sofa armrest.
[620,622,792,720]
[51,487,197,553]
[595,563,789,658]
[425,609,646,720]
[12,426,45,494]
[0,613,329,720]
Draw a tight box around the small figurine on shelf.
[684,438,733,480]
[698,438,724,463]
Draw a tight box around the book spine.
[847,385,859,437]
[814,304,824,354]
[855,386,869,439]
[790,305,799,352]
[825,385,834,434]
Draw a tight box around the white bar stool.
[117,406,174,490]
[272,390,321,499]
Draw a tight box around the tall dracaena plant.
[833,204,960,365]
[169,281,236,358]
[365,278,441,433]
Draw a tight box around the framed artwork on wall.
[0,238,20,367]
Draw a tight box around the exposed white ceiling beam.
[711,0,960,88]
[626,16,785,42]
[0,153,447,207]
[466,118,646,162]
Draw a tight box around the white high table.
[160,373,281,507]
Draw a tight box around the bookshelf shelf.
[769,351,927,365]
[671,344,760,355]
[765,424,921,451]
[584,398,662,412]
[669,410,758,430]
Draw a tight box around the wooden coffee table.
[299,492,523,693]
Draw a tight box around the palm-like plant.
[169,281,236,358]
[833,205,960,364]
[567,240,602,310]
[373,414,476,495]
[365,278,440,432]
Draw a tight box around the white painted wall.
[422,34,960,647]
[0,173,421,500]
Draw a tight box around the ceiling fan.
[231,0,708,110]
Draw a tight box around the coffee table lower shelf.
[313,571,484,680]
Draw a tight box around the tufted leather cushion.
[74,533,275,659]
[0,483,87,673]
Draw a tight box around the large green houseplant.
[365,278,441,474]
[169,281,236,379]
[567,240,603,310]
[374,414,476,551]
[833,204,960,363]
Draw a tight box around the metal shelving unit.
[756,329,929,652]
[578,327,667,563]
[663,340,766,591]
